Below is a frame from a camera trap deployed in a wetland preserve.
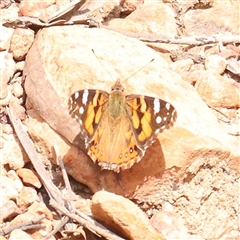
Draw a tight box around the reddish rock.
[91,190,164,240]
[17,168,42,189]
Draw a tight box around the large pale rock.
[91,190,163,240]
[183,0,239,35]
[23,26,238,198]
[106,2,177,36]
[195,71,240,108]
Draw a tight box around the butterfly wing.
[126,94,177,149]
[69,89,109,143]
[87,109,144,172]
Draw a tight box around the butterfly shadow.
[117,139,167,197]
[64,135,167,197]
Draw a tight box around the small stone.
[12,82,24,98]
[195,71,240,108]
[171,58,194,73]
[19,1,49,22]
[0,199,22,222]
[16,187,39,210]
[151,202,191,239]
[9,229,34,240]
[1,176,19,200]
[0,51,15,99]
[15,61,25,72]
[2,123,13,135]
[28,202,53,221]
[10,28,35,61]
[91,190,163,240]
[9,97,26,120]
[17,168,42,189]
[0,26,14,51]
[205,54,227,74]
[1,132,28,170]
[7,170,24,192]
[0,235,7,240]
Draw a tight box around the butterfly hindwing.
[126,94,177,148]
[69,89,109,142]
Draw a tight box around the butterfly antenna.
[92,49,154,82]
[91,49,116,81]
[122,58,155,84]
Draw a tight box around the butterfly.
[68,79,177,172]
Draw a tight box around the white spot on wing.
[82,90,89,105]
[154,98,160,114]
[156,116,162,124]
[155,129,160,135]
[163,116,167,121]
[166,102,170,110]
[79,106,84,114]
[74,92,79,99]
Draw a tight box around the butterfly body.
[69,80,177,172]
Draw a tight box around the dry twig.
[7,107,125,240]
[0,214,46,236]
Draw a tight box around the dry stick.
[139,34,240,45]
[7,107,124,240]
[54,144,75,212]
[7,107,65,206]
[98,25,240,45]
[0,214,46,236]
[43,146,76,240]
[50,201,125,240]
[51,147,125,240]
[43,216,69,240]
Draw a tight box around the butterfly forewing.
[69,89,109,142]
[126,95,177,148]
